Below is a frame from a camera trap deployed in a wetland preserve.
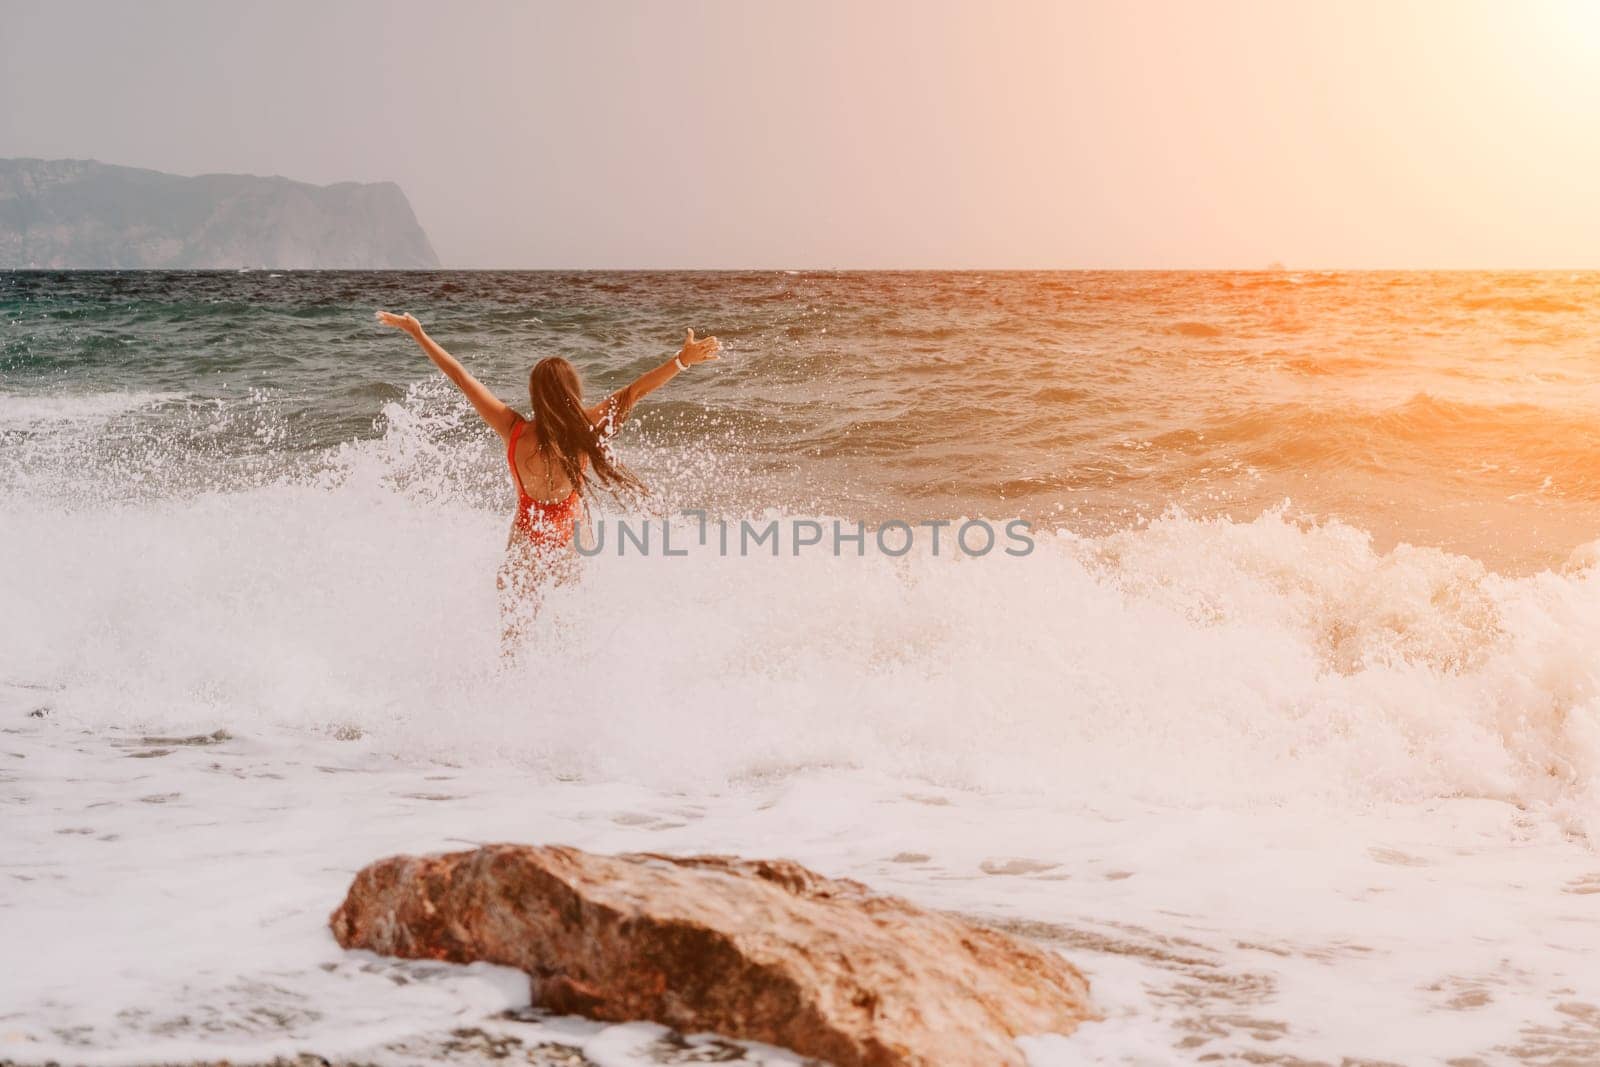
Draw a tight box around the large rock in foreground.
[330,845,1094,1066]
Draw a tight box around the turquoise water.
[6,269,1600,567]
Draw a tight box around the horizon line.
[6,266,1600,274]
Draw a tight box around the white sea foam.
[6,423,1599,825]
[0,390,181,429]
[5,399,1600,1064]
[5,721,1599,1066]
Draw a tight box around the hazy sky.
[3,0,1598,268]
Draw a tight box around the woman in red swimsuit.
[375,310,722,637]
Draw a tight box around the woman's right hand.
[678,328,722,366]
[375,310,422,335]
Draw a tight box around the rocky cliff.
[0,158,440,269]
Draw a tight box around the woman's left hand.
[678,328,722,365]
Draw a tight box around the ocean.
[3,270,1600,1065]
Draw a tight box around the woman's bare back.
[510,424,581,504]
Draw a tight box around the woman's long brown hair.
[526,356,645,497]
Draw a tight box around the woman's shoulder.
[504,413,534,445]
[585,399,623,438]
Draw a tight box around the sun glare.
[1540,0,1600,58]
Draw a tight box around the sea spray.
[7,426,1599,831]
[9,270,1600,1064]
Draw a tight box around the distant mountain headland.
[0,158,440,269]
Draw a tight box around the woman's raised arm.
[589,328,721,435]
[376,311,519,439]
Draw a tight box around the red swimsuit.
[507,419,580,549]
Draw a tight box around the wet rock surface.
[330,845,1095,1067]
